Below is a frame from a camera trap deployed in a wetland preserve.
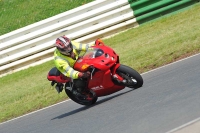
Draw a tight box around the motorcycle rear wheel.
[65,88,98,106]
[116,64,143,89]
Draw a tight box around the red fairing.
[74,44,119,72]
[87,69,124,96]
[73,40,125,97]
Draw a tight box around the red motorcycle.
[47,39,143,105]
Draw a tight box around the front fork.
[111,64,126,84]
[111,64,137,86]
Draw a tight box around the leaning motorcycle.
[47,39,143,106]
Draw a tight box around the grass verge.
[0,3,200,123]
[0,0,93,35]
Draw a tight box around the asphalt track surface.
[1,53,200,133]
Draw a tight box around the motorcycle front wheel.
[116,64,143,89]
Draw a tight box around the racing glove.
[78,72,90,78]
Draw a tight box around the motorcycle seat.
[48,67,61,76]
[47,67,70,83]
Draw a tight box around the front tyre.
[116,65,143,89]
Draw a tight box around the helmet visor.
[59,42,73,55]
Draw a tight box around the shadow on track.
[51,89,133,120]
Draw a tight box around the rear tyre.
[116,64,143,89]
[65,87,98,106]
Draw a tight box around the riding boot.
[55,83,63,93]
[72,79,91,100]
[72,88,87,100]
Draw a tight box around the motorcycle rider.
[54,35,94,99]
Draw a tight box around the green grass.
[0,2,200,123]
[0,0,93,35]
[104,3,200,72]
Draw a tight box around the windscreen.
[82,48,104,59]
